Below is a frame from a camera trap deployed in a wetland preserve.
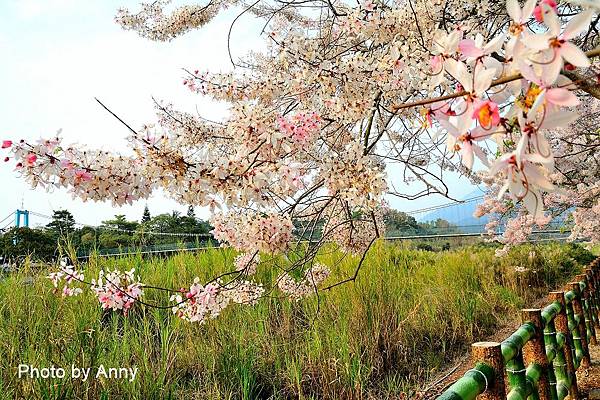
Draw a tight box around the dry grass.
[0,242,594,399]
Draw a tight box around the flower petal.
[563,10,594,40]
[524,152,553,168]
[459,38,484,58]
[522,0,538,20]
[560,42,590,68]
[484,33,506,54]
[472,144,489,167]
[507,0,521,21]
[522,32,551,51]
[449,61,473,92]
[498,180,511,199]
[515,133,528,166]
[473,67,495,95]
[461,142,474,170]
[540,110,578,129]
[522,190,544,219]
[518,61,541,84]
[545,87,580,106]
[543,54,563,85]
[544,8,561,36]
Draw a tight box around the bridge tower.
[15,210,30,228]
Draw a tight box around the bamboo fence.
[437,257,600,400]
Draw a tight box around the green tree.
[420,218,460,234]
[141,205,151,224]
[186,205,195,218]
[97,215,140,250]
[77,226,98,250]
[46,210,76,237]
[383,209,422,236]
[0,227,56,262]
[102,215,139,232]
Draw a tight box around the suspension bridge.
[0,197,574,261]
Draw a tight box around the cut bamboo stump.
[576,274,597,346]
[471,342,505,400]
[570,282,592,368]
[549,291,579,400]
[522,309,551,400]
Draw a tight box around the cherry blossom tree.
[3,0,600,322]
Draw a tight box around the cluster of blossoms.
[320,142,388,209]
[170,279,227,322]
[570,199,600,242]
[221,280,266,304]
[277,263,330,300]
[3,137,155,206]
[90,269,144,315]
[476,95,600,248]
[45,263,269,323]
[3,0,600,311]
[234,252,260,275]
[326,204,385,254]
[494,213,552,256]
[426,3,596,220]
[48,260,84,297]
[115,0,223,42]
[170,277,264,323]
[276,112,321,147]
[211,212,294,254]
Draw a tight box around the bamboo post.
[549,291,579,400]
[575,274,597,346]
[543,318,560,400]
[521,309,551,400]
[569,282,591,368]
[585,268,600,331]
[565,292,583,370]
[506,351,530,399]
[471,342,505,400]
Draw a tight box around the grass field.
[0,241,595,399]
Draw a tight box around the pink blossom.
[459,39,484,58]
[1,140,12,149]
[170,277,264,323]
[444,60,496,100]
[458,33,505,60]
[90,269,144,315]
[60,159,74,170]
[429,55,443,72]
[74,169,92,182]
[438,114,489,170]
[533,0,557,22]
[276,112,321,147]
[489,152,553,218]
[472,100,500,128]
[278,263,330,300]
[523,9,594,84]
[507,0,537,34]
[26,153,37,166]
[362,0,376,11]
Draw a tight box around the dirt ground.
[577,343,600,399]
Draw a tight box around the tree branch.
[391,47,600,112]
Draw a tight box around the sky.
[0,0,481,229]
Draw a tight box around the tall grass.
[0,242,594,399]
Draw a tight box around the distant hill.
[417,189,489,233]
